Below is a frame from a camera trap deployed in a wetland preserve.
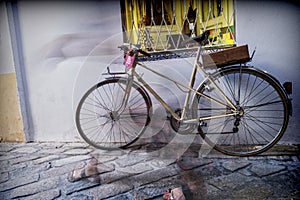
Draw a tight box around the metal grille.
[121,0,235,52]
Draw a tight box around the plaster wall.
[5,1,300,144]
[235,0,300,143]
[0,2,25,142]
[16,1,123,141]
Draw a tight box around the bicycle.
[75,32,292,156]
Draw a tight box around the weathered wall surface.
[1,1,299,144]
[0,2,25,142]
[0,74,25,142]
[235,0,300,143]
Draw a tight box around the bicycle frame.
[77,41,290,155]
[121,46,239,124]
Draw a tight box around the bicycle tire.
[193,66,289,156]
[76,78,152,150]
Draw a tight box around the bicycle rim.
[76,78,152,150]
[195,67,289,156]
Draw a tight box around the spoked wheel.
[193,66,289,156]
[76,78,152,150]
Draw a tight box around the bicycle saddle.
[182,30,210,46]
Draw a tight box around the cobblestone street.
[0,142,299,199]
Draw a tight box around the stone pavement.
[0,142,299,200]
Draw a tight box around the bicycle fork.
[113,74,134,115]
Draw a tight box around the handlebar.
[118,43,151,57]
[137,49,151,57]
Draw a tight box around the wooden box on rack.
[203,45,250,67]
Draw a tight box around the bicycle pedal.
[199,121,207,127]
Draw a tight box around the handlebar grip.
[137,49,151,57]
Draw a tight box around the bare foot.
[67,157,101,183]
[85,157,101,183]
[67,167,86,182]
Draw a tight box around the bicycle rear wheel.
[76,78,152,150]
[194,66,289,156]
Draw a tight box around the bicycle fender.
[104,76,124,80]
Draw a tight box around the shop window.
[120,0,235,51]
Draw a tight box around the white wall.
[17,1,123,141]
[0,2,14,74]
[11,1,300,143]
[235,0,300,143]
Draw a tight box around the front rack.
[137,44,236,62]
[103,43,249,76]
[102,66,127,77]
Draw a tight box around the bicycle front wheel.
[194,66,289,156]
[76,78,152,150]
